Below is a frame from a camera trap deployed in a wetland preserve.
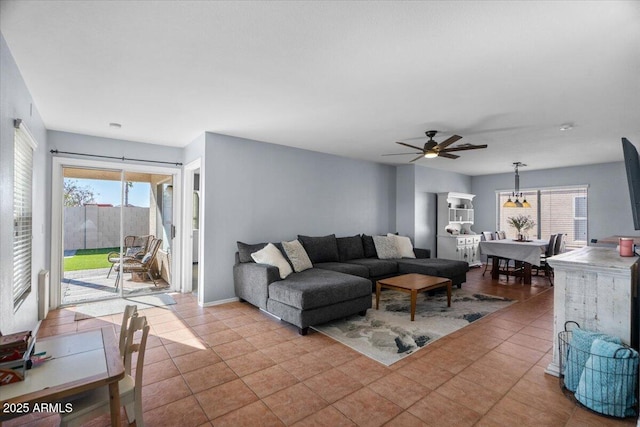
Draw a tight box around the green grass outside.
[64,247,119,271]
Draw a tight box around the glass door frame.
[51,156,182,308]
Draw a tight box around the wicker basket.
[558,321,638,418]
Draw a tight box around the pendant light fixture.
[503,162,531,208]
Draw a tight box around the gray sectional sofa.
[233,234,469,335]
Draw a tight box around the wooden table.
[0,327,124,426]
[376,274,451,321]
[479,239,548,284]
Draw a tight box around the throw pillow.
[387,233,416,258]
[237,241,268,263]
[298,234,339,263]
[141,252,152,264]
[336,235,365,261]
[125,246,142,257]
[361,234,378,258]
[372,235,401,259]
[282,240,313,272]
[251,243,292,279]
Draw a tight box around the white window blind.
[13,120,36,306]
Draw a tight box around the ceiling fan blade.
[438,152,460,159]
[381,152,422,156]
[396,141,424,151]
[436,135,462,150]
[440,144,488,153]
[409,154,425,163]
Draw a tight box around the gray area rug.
[74,293,177,320]
[312,288,514,366]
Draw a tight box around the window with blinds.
[497,186,588,249]
[13,120,36,307]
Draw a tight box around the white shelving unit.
[437,192,481,266]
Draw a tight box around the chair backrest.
[545,234,557,257]
[141,238,163,266]
[135,235,153,252]
[123,315,149,417]
[119,305,138,357]
[482,231,494,241]
[495,231,506,240]
[554,233,566,255]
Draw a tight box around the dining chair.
[537,234,557,283]
[481,231,497,276]
[493,231,517,280]
[60,315,150,427]
[118,304,138,357]
[554,233,566,255]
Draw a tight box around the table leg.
[524,263,532,285]
[446,281,451,307]
[491,256,499,280]
[410,290,417,321]
[375,282,381,310]
[108,381,122,427]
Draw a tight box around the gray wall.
[0,33,48,333]
[396,164,472,253]
[198,132,396,303]
[471,162,637,242]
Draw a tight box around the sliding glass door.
[60,166,176,305]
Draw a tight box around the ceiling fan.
[383,130,488,161]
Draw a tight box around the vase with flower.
[507,214,536,241]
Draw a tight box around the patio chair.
[106,235,152,278]
[114,237,163,290]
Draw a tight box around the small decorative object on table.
[507,214,535,241]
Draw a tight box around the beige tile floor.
[5,267,638,426]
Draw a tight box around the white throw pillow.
[372,235,402,259]
[281,240,313,272]
[387,233,416,258]
[251,243,292,279]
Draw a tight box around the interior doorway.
[183,159,203,306]
[51,157,182,308]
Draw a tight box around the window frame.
[496,185,589,248]
[573,195,588,244]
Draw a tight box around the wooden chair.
[60,315,150,427]
[114,238,163,290]
[118,305,138,357]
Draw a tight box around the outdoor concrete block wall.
[64,206,150,250]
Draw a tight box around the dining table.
[479,239,548,284]
[0,327,124,426]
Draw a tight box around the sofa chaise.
[233,234,469,335]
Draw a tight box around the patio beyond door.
[61,167,174,305]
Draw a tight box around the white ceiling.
[1,1,639,175]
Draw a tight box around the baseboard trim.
[202,296,240,307]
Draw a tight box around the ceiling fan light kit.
[383,130,488,162]
[504,162,531,208]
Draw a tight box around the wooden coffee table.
[376,273,451,321]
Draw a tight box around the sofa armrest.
[233,262,280,310]
[413,248,430,259]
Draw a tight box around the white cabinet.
[437,192,481,266]
[438,235,481,266]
